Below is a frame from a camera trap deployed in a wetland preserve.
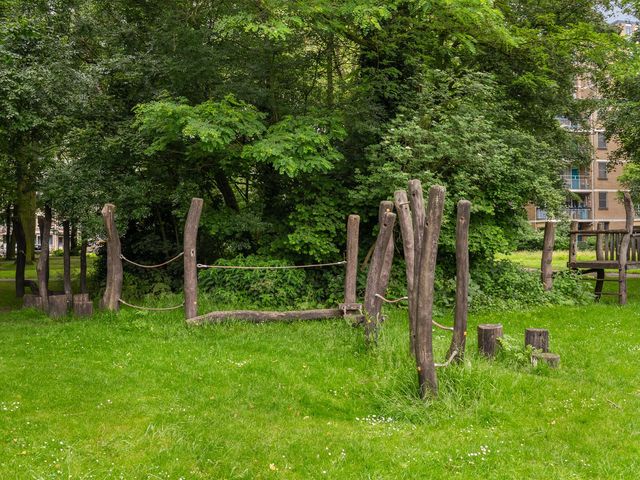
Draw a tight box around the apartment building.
[527,19,639,231]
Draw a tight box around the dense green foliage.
[1,0,636,297]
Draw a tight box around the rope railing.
[435,349,458,368]
[120,252,184,269]
[196,260,347,270]
[118,298,185,311]
[433,320,454,332]
[375,294,409,304]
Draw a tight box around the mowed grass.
[496,250,596,269]
[2,296,640,478]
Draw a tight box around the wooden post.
[393,190,415,351]
[80,240,88,294]
[525,328,549,352]
[48,295,68,317]
[415,185,445,398]
[363,210,396,343]
[73,293,93,316]
[36,206,52,312]
[344,214,360,305]
[448,200,470,363]
[618,192,633,305]
[477,324,503,358]
[569,221,578,265]
[375,201,395,316]
[541,221,555,291]
[596,222,604,261]
[184,197,204,320]
[101,204,123,311]
[408,180,425,356]
[63,220,72,307]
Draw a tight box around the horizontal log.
[187,308,344,326]
[570,229,628,235]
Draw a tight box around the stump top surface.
[526,328,549,333]
[478,323,502,329]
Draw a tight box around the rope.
[375,294,409,304]
[433,320,454,332]
[118,298,185,311]
[120,252,184,269]
[196,260,346,270]
[435,349,458,368]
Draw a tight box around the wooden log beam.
[448,199,471,363]
[408,180,425,356]
[415,185,445,398]
[101,204,123,311]
[36,206,52,312]
[184,198,204,320]
[478,324,503,358]
[525,328,549,353]
[344,214,360,306]
[363,210,396,343]
[63,220,72,308]
[541,221,555,291]
[394,190,415,352]
[187,308,344,326]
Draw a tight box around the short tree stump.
[525,328,549,352]
[48,294,69,317]
[531,352,560,368]
[477,323,503,358]
[73,294,93,317]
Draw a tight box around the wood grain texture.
[184,198,204,320]
[448,199,470,363]
[101,204,123,311]
[344,215,360,305]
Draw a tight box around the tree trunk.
[408,180,425,357]
[213,169,240,212]
[16,185,36,263]
[101,204,123,311]
[415,185,446,398]
[184,198,204,320]
[541,221,555,291]
[36,206,52,311]
[70,224,78,253]
[344,214,360,306]
[80,240,88,294]
[63,220,72,307]
[13,213,26,298]
[5,204,15,260]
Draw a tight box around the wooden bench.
[568,192,637,304]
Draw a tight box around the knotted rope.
[118,298,185,311]
[120,252,184,269]
[196,260,346,270]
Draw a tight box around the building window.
[598,162,608,180]
[597,132,607,150]
[598,192,608,210]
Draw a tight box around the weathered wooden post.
[568,221,578,266]
[344,214,360,306]
[541,220,555,291]
[595,221,605,261]
[363,210,396,343]
[63,220,72,307]
[101,203,123,311]
[619,192,633,305]
[525,328,549,352]
[448,199,471,362]
[34,206,52,312]
[415,185,445,398]
[184,197,204,320]
[393,190,415,351]
[477,324,503,358]
[375,201,395,315]
[408,180,425,356]
[80,240,88,294]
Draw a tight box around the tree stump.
[48,294,69,317]
[477,324,503,358]
[73,294,93,317]
[23,294,43,310]
[531,352,560,368]
[525,328,549,352]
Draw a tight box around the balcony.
[567,207,592,220]
[561,174,591,190]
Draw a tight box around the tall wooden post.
[541,220,555,291]
[619,192,633,305]
[376,201,395,315]
[63,220,72,307]
[568,221,578,266]
[448,199,470,362]
[364,210,396,343]
[393,190,415,351]
[408,180,425,355]
[344,214,360,306]
[36,206,52,312]
[184,197,204,320]
[101,204,122,311]
[415,185,445,398]
[595,222,605,261]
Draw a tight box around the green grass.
[496,250,597,269]
[1,298,640,478]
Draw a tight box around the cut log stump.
[477,324,503,358]
[73,294,93,317]
[525,328,549,353]
[23,294,43,310]
[531,352,560,368]
[48,294,69,317]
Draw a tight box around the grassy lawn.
[1,295,640,478]
[496,250,597,270]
